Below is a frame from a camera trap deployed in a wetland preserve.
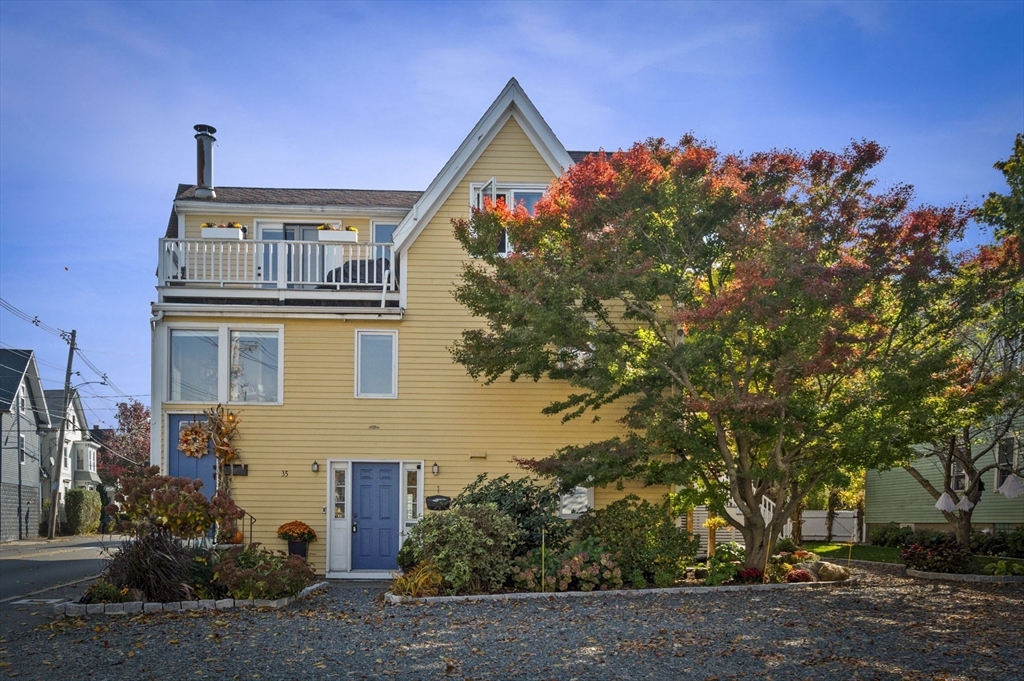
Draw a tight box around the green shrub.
[65,488,102,535]
[774,537,799,553]
[103,529,196,602]
[869,522,916,548]
[511,537,623,592]
[454,474,569,555]
[970,530,1009,557]
[213,544,316,600]
[902,535,974,574]
[573,496,699,588]
[704,542,746,586]
[1007,526,1024,558]
[400,505,519,595]
[79,579,131,604]
[38,497,51,535]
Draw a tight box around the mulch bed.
[0,562,1020,680]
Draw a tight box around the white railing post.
[276,243,288,289]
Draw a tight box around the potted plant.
[277,520,317,559]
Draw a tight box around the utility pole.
[47,329,75,540]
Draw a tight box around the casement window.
[471,179,545,255]
[19,435,26,464]
[355,330,397,398]
[372,223,398,244]
[77,451,85,471]
[18,391,26,415]
[169,326,282,404]
[89,448,96,472]
[996,438,1017,488]
[559,486,593,519]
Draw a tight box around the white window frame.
[371,221,399,244]
[996,438,1017,488]
[469,180,547,256]
[951,459,967,492]
[402,462,424,529]
[18,390,25,415]
[355,329,398,399]
[166,323,285,405]
[19,434,26,464]
[559,485,594,519]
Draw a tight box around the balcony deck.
[157,238,400,310]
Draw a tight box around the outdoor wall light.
[431,462,439,476]
[311,460,320,473]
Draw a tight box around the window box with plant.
[317,224,358,242]
[201,222,246,239]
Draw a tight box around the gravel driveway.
[1,563,1020,680]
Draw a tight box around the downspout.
[150,309,165,470]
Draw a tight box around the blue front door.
[167,414,217,500]
[351,463,399,570]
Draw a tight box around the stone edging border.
[54,581,330,617]
[905,569,1024,584]
[385,576,859,605]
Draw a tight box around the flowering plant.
[316,224,337,231]
[277,520,317,543]
[201,222,243,229]
[345,226,358,233]
[785,569,813,583]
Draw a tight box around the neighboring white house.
[42,389,101,508]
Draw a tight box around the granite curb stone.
[53,581,331,617]
[906,568,1024,583]
[385,576,860,605]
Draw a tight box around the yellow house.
[150,79,669,577]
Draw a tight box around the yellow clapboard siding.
[159,116,669,564]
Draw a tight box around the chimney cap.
[194,124,217,135]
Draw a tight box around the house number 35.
[281,470,289,477]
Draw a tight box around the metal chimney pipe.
[194,124,217,199]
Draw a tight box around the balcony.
[157,238,399,309]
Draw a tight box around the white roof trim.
[174,201,412,220]
[392,78,571,253]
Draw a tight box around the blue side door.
[167,414,217,500]
[351,462,399,570]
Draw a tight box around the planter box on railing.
[201,228,245,239]
[317,230,358,242]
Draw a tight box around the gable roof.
[392,78,574,252]
[0,349,51,427]
[43,388,86,432]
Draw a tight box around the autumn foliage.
[453,136,979,568]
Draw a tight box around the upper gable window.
[471,179,546,255]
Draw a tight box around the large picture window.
[356,330,397,398]
[169,326,282,404]
[169,330,219,401]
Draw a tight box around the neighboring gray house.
[0,349,51,541]
[43,389,101,501]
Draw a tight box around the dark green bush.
[400,505,519,594]
[902,535,974,574]
[103,529,196,602]
[573,495,699,588]
[79,579,131,604]
[1008,526,1024,558]
[774,537,799,553]
[970,530,1009,557]
[454,474,569,555]
[65,488,102,535]
[869,522,916,548]
[213,544,315,600]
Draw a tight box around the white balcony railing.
[158,239,397,302]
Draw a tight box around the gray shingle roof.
[568,150,605,164]
[0,349,31,412]
[173,184,422,208]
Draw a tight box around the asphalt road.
[0,534,118,641]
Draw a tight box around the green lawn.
[803,541,902,564]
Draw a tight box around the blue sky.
[1,0,1021,428]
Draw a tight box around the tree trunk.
[790,502,804,547]
[825,487,841,542]
[952,510,973,549]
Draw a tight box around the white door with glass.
[328,462,351,573]
[258,223,320,287]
